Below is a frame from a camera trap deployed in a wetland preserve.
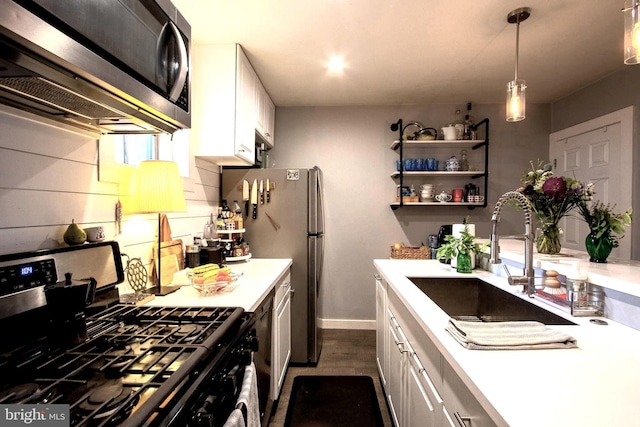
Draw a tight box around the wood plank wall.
[0,106,221,293]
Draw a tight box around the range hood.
[0,0,191,135]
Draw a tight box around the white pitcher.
[442,126,457,141]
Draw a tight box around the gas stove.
[0,244,257,427]
[0,304,254,426]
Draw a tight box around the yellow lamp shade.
[135,160,186,213]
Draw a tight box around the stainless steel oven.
[0,243,259,427]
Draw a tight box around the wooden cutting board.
[159,254,179,287]
[152,239,184,285]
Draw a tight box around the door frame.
[549,105,634,258]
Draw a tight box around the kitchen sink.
[410,278,576,325]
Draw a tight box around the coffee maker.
[44,272,97,346]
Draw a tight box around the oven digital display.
[0,258,56,297]
[20,265,33,276]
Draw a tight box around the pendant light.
[506,7,531,122]
[622,0,640,64]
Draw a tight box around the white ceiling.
[173,0,628,107]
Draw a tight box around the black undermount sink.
[410,278,576,325]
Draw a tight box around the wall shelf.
[390,118,489,210]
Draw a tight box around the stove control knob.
[245,335,259,352]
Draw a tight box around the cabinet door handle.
[373,274,382,280]
[394,339,411,354]
[454,411,471,427]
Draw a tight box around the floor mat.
[284,375,384,427]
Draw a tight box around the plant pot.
[585,232,614,263]
[456,252,473,274]
[450,251,475,270]
[536,224,562,255]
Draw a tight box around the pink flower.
[542,177,567,201]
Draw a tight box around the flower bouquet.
[576,200,632,262]
[517,161,591,254]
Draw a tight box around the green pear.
[64,219,87,245]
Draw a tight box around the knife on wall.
[242,180,250,217]
[259,180,264,205]
[251,179,258,219]
[266,178,271,203]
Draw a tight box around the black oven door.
[18,0,189,107]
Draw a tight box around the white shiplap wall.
[0,105,221,292]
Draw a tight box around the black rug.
[284,375,384,427]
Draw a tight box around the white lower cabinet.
[376,277,496,427]
[442,360,495,427]
[386,300,443,427]
[271,270,292,400]
[375,274,387,388]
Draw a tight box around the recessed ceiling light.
[327,56,345,72]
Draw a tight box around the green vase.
[456,251,472,274]
[536,224,562,255]
[585,232,614,263]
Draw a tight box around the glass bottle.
[454,109,464,140]
[459,149,469,171]
[216,207,224,230]
[463,102,476,140]
[234,200,243,229]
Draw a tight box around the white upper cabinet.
[255,80,275,148]
[192,43,258,165]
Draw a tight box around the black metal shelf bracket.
[390,119,404,208]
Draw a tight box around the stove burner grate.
[77,382,139,424]
[0,382,56,404]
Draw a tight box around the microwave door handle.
[157,21,188,102]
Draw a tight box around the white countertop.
[145,258,292,312]
[374,259,640,427]
[494,238,640,298]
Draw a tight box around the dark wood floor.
[267,329,393,427]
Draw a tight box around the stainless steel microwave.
[0,0,190,134]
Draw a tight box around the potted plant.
[576,200,632,263]
[436,221,484,273]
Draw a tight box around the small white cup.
[420,191,434,201]
[85,226,105,242]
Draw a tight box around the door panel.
[550,107,632,259]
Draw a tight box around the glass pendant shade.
[623,0,640,64]
[506,80,526,122]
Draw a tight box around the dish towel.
[237,362,260,427]
[446,318,578,350]
[223,408,246,427]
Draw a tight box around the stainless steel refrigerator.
[222,167,324,365]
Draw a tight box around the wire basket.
[390,245,431,260]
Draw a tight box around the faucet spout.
[490,191,536,296]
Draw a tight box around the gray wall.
[551,65,640,260]
[271,103,550,323]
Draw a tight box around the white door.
[549,106,633,259]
